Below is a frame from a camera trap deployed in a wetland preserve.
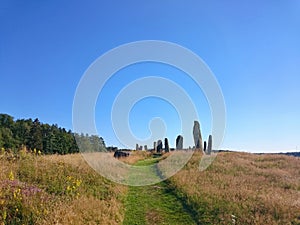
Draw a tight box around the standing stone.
[207,135,212,155]
[157,140,163,153]
[153,141,157,152]
[164,138,170,152]
[204,141,207,152]
[144,145,147,151]
[139,145,143,151]
[176,135,183,150]
[136,144,139,151]
[193,121,203,151]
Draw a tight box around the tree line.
[0,113,106,154]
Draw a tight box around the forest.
[0,113,106,154]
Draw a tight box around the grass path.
[123,157,198,225]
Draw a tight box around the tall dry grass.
[0,150,126,225]
[119,151,151,165]
[168,151,300,224]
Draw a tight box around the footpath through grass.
[123,156,197,225]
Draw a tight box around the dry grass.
[2,149,299,224]
[119,151,151,165]
[40,195,122,225]
[168,151,300,224]
[0,150,126,225]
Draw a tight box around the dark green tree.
[0,113,103,155]
[28,118,43,151]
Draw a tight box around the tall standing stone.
[207,135,212,155]
[157,140,163,153]
[176,135,183,150]
[153,141,157,152]
[193,121,203,151]
[136,144,139,151]
[144,145,148,151]
[164,138,170,152]
[203,141,207,152]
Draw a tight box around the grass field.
[167,151,300,224]
[1,149,299,224]
[0,149,126,225]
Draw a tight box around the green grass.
[123,156,197,225]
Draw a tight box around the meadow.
[0,148,125,225]
[167,151,300,224]
[1,149,299,224]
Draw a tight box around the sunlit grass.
[166,151,300,224]
[0,149,126,225]
[1,148,299,224]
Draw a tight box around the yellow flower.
[8,171,14,181]
[75,179,82,187]
[3,210,7,220]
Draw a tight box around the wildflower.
[231,214,237,224]
[33,148,37,154]
[75,179,82,187]
[3,210,7,220]
[8,171,14,181]
[38,150,41,155]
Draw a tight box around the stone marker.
[204,141,207,152]
[144,145,147,151]
[136,144,139,151]
[157,140,163,153]
[114,151,129,158]
[207,135,212,155]
[164,138,170,152]
[139,145,143,151]
[153,141,157,152]
[176,135,183,150]
[193,121,203,151]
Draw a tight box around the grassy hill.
[0,149,299,224]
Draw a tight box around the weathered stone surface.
[139,145,143,151]
[157,140,163,153]
[193,121,203,150]
[164,138,170,152]
[176,135,183,150]
[136,144,139,151]
[207,135,212,155]
[114,151,130,158]
[153,141,157,152]
[144,145,147,151]
[204,141,207,152]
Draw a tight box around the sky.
[1,0,299,152]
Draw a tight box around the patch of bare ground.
[145,209,163,225]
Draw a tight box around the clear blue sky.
[1,0,299,152]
